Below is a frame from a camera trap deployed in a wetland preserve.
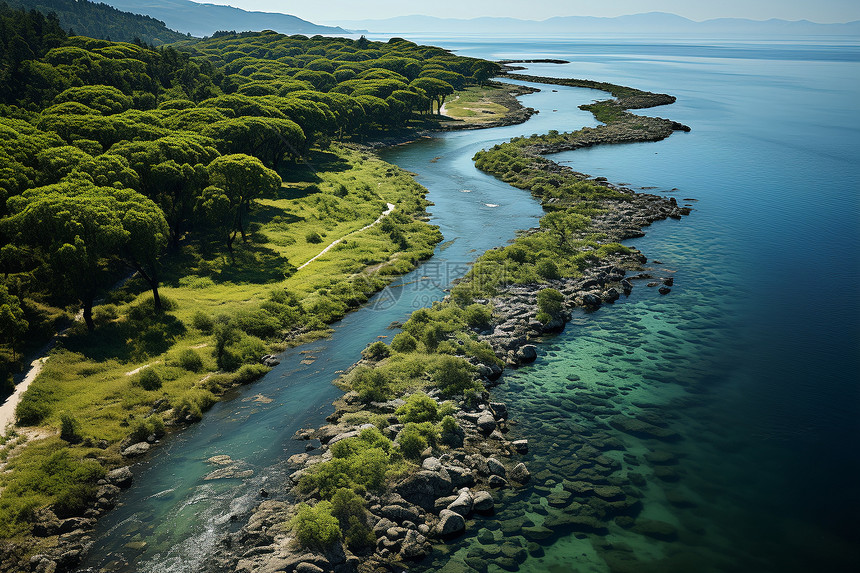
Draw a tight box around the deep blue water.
[81,39,860,572]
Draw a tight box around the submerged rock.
[510,463,530,484]
[472,490,494,512]
[609,415,680,441]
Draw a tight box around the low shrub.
[463,304,492,329]
[128,415,165,443]
[361,341,390,361]
[431,355,478,396]
[396,392,453,423]
[177,349,204,372]
[15,385,53,426]
[397,422,439,459]
[302,433,391,498]
[232,363,269,385]
[291,501,341,550]
[351,367,392,403]
[329,485,377,551]
[59,412,82,444]
[136,368,162,391]
[536,259,561,279]
[537,288,564,318]
[191,311,214,334]
[397,424,426,459]
[306,230,324,244]
[390,332,417,353]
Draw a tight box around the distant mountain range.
[11,0,188,45]
[333,12,860,36]
[101,0,348,38]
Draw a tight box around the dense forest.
[5,0,187,45]
[0,1,504,551]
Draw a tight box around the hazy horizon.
[188,0,860,24]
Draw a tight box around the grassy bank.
[0,143,441,543]
[439,82,537,127]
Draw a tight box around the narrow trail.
[0,357,47,437]
[297,202,395,271]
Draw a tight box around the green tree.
[203,116,305,168]
[0,284,28,359]
[202,154,282,252]
[5,183,168,328]
[410,77,454,114]
[470,61,499,85]
[539,210,589,248]
[110,134,218,246]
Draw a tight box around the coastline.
[202,74,691,573]
[15,69,690,572]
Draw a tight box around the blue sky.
[194,0,860,23]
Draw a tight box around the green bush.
[537,288,564,318]
[390,332,417,353]
[463,387,480,409]
[59,412,82,444]
[214,322,266,372]
[397,424,426,459]
[128,415,165,443]
[396,392,452,423]
[463,304,492,329]
[361,341,390,361]
[439,415,458,436]
[345,515,375,553]
[191,311,214,334]
[330,487,366,525]
[351,367,392,403]
[421,323,445,352]
[397,422,440,459]
[306,230,324,244]
[536,259,561,280]
[291,501,341,550]
[177,349,204,372]
[233,308,282,339]
[233,363,270,385]
[136,368,162,391]
[15,385,53,425]
[53,482,96,518]
[303,430,391,498]
[431,356,478,396]
[439,414,462,446]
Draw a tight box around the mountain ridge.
[332,11,860,36]
[101,0,348,37]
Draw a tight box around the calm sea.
[388,36,860,572]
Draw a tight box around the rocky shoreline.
[200,180,688,573]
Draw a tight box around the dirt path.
[0,357,47,437]
[297,203,395,271]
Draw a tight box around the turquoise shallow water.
[81,38,860,572]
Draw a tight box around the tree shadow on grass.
[63,303,187,363]
[253,203,304,226]
[278,150,352,182]
[214,241,293,285]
